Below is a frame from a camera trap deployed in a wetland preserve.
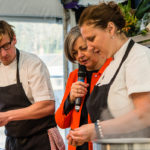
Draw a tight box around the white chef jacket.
[96,39,150,118]
[0,49,55,103]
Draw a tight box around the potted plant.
[119,0,150,37]
[119,0,150,47]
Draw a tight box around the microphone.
[75,64,86,112]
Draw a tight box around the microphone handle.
[75,97,81,112]
[78,77,84,82]
[75,77,84,112]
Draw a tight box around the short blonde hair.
[0,20,15,42]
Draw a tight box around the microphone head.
[78,64,86,78]
[78,64,86,71]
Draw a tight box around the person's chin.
[2,59,11,65]
[85,64,93,70]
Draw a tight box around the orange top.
[55,58,112,150]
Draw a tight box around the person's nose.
[77,50,84,59]
[86,40,93,47]
[86,41,95,50]
[87,44,96,54]
[0,48,7,57]
[88,45,94,51]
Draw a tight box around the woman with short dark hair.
[67,1,150,146]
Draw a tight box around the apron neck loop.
[110,39,135,85]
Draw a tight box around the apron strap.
[16,49,21,84]
[110,39,135,85]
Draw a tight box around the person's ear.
[107,22,116,37]
[12,35,17,44]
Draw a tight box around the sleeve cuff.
[63,94,75,115]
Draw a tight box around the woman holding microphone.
[55,26,112,150]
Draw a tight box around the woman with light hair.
[55,26,112,150]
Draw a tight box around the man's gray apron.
[0,49,56,150]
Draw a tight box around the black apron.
[0,49,56,150]
[86,39,135,123]
[87,40,150,138]
[87,40,134,122]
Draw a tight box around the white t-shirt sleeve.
[126,44,150,96]
[27,56,55,102]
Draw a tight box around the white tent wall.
[63,8,78,77]
[0,0,63,19]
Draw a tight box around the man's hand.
[0,112,10,126]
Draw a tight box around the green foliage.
[135,0,150,19]
[140,29,148,35]
[119,0,149,37]
[119,0,140,37]
[142,12,150,27]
